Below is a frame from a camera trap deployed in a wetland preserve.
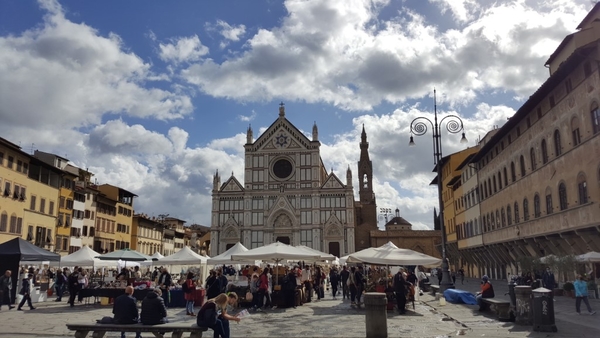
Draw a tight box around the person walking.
[313,267,323,301]
[340,266,350,300]
[67,270,80,308]
[393,269,411,314]
[183,272,196,316]
[54,270,67,302]
[17,273,35,311]
[329,268,339,300]
[574,275,596,315]
[355,266,365,307]
[458,268,465,285]
[0,270,14,310]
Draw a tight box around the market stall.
[0,238,61,304]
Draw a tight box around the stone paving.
[0,279,598,338]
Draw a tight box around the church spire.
[312,121,319,141]
[358,125,374,204]
[213,169,221,192]
[346,165,352,187]
[246,124,253,144]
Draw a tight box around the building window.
[591,104,600,134]
[506,206,512,226]
[0,212,7,232]
[530,148,537,171]
[546,193,553,215]
[514,202,520,224]
[251,212,264,225]
[40,198,46,214]
[578,175,588,204]
[493,176,497,193]
[300,229,312,247]
[534,194,541,218]
[30,195,36,211]
[523,198,529,221]
[501,208,506,227]
[558,182,568,210]
[553,130,562,156]
[49,201,54,215]
[503,167,508,186]
[565,78,572,93]
[520,155,526,177]
[510,162,516,182]
[497,172,502,190]
[7,156,14,169]
[300,211,312,224]
[251,231,263,249]
[571,117,581,146]
[541,139,548,164]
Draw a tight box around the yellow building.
[0,138,32,243]
[164,217,186,252]
[93,193,117,253]
[131,214,163,255]
[98,184,136,250]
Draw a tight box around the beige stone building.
[210,105,378,257]
[453,5,600,279]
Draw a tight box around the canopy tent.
[295,245,336,262]
[0,238,61,303]
[151,252,165,260]
[59,245,114,268]
[539,254,559,264]
[345,241,442,266]
[207,242,252,265]
[158,246,209,265]
[576,251,600,263]
[339,255,349,266]
[96,248,152,262]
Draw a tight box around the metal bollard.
[364,292,388,338]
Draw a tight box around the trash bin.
[532,287,557,332]
[514,285,533,325]
[364,293,387,338]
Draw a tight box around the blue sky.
[0,0,592,229]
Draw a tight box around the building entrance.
[276,236,290,245]
[328,242,340,257]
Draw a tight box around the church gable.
[321,173,345,189]
[266,195,297,217]
[220,176,244,192]
[252,119,314,152]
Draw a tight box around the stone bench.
[481,298,512,322]
[66,323,208,338]
[430,285,440,296]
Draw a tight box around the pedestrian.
[574,275,596,315]
[436,268,443,285]
[157,267,173,306]
[340,266,350,300]
[451,270,457,284]
[313,267,323,301]
[0,270,14,310]
[393,269,411,314]
[67,269,80,307]
[54,270,66,302]
[17,273,35,311]
[348,266,357,306]
[183,272,196,316]
[355,266,365,307]
[283,269,297,309]
[542,267,556,290]
[459,268,465,285]
[329,267,339,299]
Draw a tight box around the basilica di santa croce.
[209,104,441,259]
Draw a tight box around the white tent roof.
[230,242,321,263]
[60,245,114,267]
[158,246,209,265]
[207,242,252,265]
[295,245,336,262]
[151,252,164,259]
[345,241,442,266]
[577,251,600,263]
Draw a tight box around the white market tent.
[230,242,322,263]
[295,245,336,262]
[151,252,165,260]
[577,251,600,263]
[158,246,209,265]
[207,242,252,265]
[345,241,442,266]
[60,245,114,268]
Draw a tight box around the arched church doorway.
[226,243,235,250]
[329,242,340,258]
[276,236,290,245]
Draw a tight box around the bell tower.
[355,125,377,251]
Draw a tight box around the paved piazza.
[1,278,598,338]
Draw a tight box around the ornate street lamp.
[409,89,467,292]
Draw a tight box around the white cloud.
[158,35,209,64]
[180,0,588,110]
[0,0,193,129]
[216,20,246,41]
[238,110,257,122]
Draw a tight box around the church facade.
[209,105,378,257]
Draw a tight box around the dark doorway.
[226,243,235,250]
[328,242,340,258]
[276,236,290,245]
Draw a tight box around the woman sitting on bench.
[476,275,495,311]
[197,293,240,338]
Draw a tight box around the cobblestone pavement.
[0,279,597,338]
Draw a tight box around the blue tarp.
[443,289,478,305]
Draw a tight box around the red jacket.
[259,274,269,291]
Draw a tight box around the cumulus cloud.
[0,0,193,129]
[158,35,209,64]
[180,0,588,110]
[238,110,257,122]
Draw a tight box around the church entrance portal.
[226,243,235,250]
[276,236,290,245]
[328,242,340,258]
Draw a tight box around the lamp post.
[378,207,395,244]
[408,89,467,292]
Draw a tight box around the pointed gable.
[250,117,316,152]
[321,172,345,189]
[220,175,244,192]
